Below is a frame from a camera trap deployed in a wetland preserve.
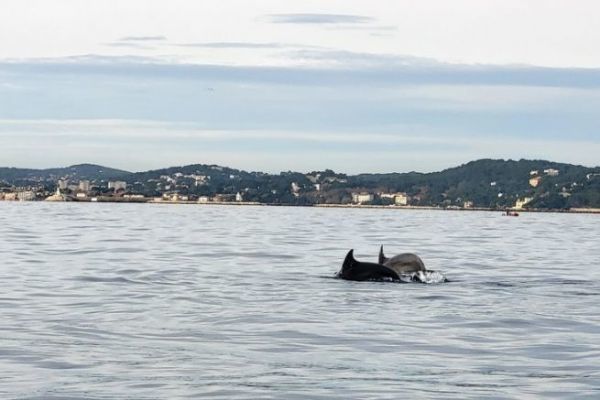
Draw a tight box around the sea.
[1,202,599,399]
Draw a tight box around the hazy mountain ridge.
[0,163,130,182]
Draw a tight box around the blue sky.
[1,0,599,173]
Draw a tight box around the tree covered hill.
[0,163,130,184]
[1,159,599,208]
[348,159,597,208]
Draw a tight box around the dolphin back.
[338,249,400,281]
[384,253,427,274]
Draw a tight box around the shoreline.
[2,198,599,214]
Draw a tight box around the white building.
[108,181,127,191]
[586,173,600,180]
[17,191,36,201]
[515,197,533,209]
[306,174,319,183]
[380,192,408,206]
[3,193,18,201]
[235,192,243,202]
[394,193,408,206]
[79,180,90,192]
[291,182,300,197]
[46,188,65,202]
[57,179,68,190]
[529,176,542,187]
[167,193,181,202]
[352,192,374,204]
[544,168,559,176]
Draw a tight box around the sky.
[1,0,599,173]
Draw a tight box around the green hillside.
[1,159,598,209]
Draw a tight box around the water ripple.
[0,203,599,399]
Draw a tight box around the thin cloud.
[6,53,600,91]
[179,42,288,49]
[106,42,154,50]
[178,41,326,51]
[283,49,437,67]
[119,36,167,42]
[3,55,600,88]
[23,54,163,65]
[0,119,458,146]
[268,13,374,24]
[331,25,397,32]
[108,35,168,49]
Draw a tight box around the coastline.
[2,198,599,214]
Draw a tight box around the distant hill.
[1,159,598,209]
[347,159,597,208]
[0,163,130,183]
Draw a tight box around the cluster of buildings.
[0,177,253,203]
[0,179,129,202]
[148,172,209,192]
[53,179,128,201]
[0,190,38,201]
[350,192,409,206]
[151,191,247,204]
[4,164,595,210]
[528,168,559,188]
[515,168,564,209]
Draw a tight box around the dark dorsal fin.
[378,245,387,264]
[342,249,356,272]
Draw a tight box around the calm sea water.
[1,202,599,399]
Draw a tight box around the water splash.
[400,270,447,284]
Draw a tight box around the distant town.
[1,159,599,212]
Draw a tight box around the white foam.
[399,270,447,284]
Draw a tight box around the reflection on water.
[0,203,599,399]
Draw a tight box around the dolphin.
[336,249,401,281]
[378,245,427,275]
